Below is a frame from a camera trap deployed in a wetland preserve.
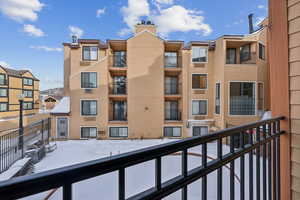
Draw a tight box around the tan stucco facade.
[56,23,269,140]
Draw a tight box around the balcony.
[109,101,127,122]
[164,55,182,74]
[109,83,127,97]
[0,116,285,200]
[164,79,182,99]
[165,109,182,121]
[109,54,127,75]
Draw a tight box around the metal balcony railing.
[109,83,127,95]
[164,55,182,68]
[109,55,127,68]
[165,82,182,95]
[0,116,285,200]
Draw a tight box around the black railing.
[0,117,285,200]
[0,118,51,174]
[109,83,127,95]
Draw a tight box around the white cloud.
[96,7,106,17]
[23,24,44,37]
[233,19,244,25]
[68,25,84,38]
[153,5,212,36]
[0,0,44,22]
[118,28,132,36]
[0,61,10,67]
[121,0,150,29]
[155,0,174,5]
[258,5,265,9]
[30,45,62,52]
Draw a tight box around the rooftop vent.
[248,14,254,34]
[141,20,146,25]
[71,35,78,44]
[146,20,152,25]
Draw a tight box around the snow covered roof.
[50,96,70,114]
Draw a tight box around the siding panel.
[289,31,300,48]
[288,0,300,7]
[288,2,300,20]
[290,76,300,91]
[289,46,300,62]
[290,61,300,76]
[291,119,300,133]
[289,16,300,34]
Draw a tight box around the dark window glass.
[192,126,209,136]
[192,100,207,115]
[230,82,255,115]
[165,76,178,94]
[240,44,251,62]
[164,127,181,137]
[81,100,97,115]
[0,74,6,85]
[112,76,126,94]
[192,74,207,89]
[81,127,97,138]
[109,127,128,137]
[81,72,97,88]
[113,101,127,120]
[226,48,236,64]
[215,83,221,114]
[113,51,126,67]
[259,43,265,60]
[165,101,180,120]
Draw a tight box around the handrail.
[0,116,285,200]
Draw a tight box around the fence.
[0,118,51,174]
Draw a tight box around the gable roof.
[0,65,39,81]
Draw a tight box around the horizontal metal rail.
[0,116,285,200]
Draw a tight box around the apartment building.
[53,20,269,139]
[0,66,40,119]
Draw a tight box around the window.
[226,48,236,64]
[23,78,33,86]
[230,82,255,115]
[0,88,7,97]
[165,101,180,120]
[23,102,33,110]
[257,82,264,115]
[259,43,265,60]
[240,44,251,62]
[23,90,33,98]
[83,46,98,61]
[81,127,97,139]
[109,127,128,137]
[193,126,209,136]
[113,51,126,67]
[112,76,126,94]
[215,83,220,114]
[165,52,178,68]
[192,47,208,63]
[165,76,178,94]
[192,74,207,89]
[0,74,6,85]
[112,101,127,120]
[192,100,208,115]
[81,100,97,116]
[81,72,97,88]
[0,103,7,112]
[164,127,181,137]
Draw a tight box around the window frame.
[192,125,209,136]
[0,74,6,85]
[82,46,99,61]
[23,101,33,110]
[80,127,98,139]
[80,72,98,89]
[0,88,8,97]
[80,99,98,116]
[191,46,208,63]
[191,73,208,90]
[226,48,237,64]
[191,99,208,116]
[163,126,182,137]
[259,43,266,60]
[109,127,128,138]
[23,78,33,86]
[23,90,33,98]
[228,81,256,116]
[0,102,8,112]
[215,82,221,115]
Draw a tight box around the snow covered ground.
[21,139,264,200]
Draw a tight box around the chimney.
[134,20,157,35]
[71,35,78,44]
[248,14,254,34]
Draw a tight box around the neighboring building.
[0,66,40,119]
[52,20,269,139]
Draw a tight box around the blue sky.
[0,0,267,90]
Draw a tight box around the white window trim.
[191,125,209,136]
[228,81,257,117]
[191,73,208,90]
[56,117,69,139]
[80,99,98,117]
[191,46,209,64]
[108,126,128,138]
[214,82,221,115]
[191,99,208,116]
[80,126,98,139]
[80,71,98,89]
[163,126,183,138]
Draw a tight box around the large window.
[165,76,178,94]
[81,100,97,116]
[240,44,251,62]
[23,102,33,110]
[113,51,126,67]
[83,46,98,61]
[0,88,7,97]
[226,48,236,64]
[192,100,208,115]
[230,82,255,115]
[192,46,208,63]
[81,72,97,88]
[0,74,5,85]
[81,127,97,139]
[112,101,127,121]
[0,103,7,112]
[259,43,266,60]
[192,74,207,89]
[23,78,33,86]
[215,83,221,114]
[164,127,181,137]
[109,127,128,137]
[193,126,209,136]
[165,52,178,68]
[165,101,180,120]
[23,90,33,98]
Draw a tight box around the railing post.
[119,168,125,200]
[41,119,44,144]
[217,138,223,200]
[202,143,207,200]
[18,99,24,158]
[182,149,188,200]
[63,183,72,200]
[256,127,261,200]
[240,131,245,200]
